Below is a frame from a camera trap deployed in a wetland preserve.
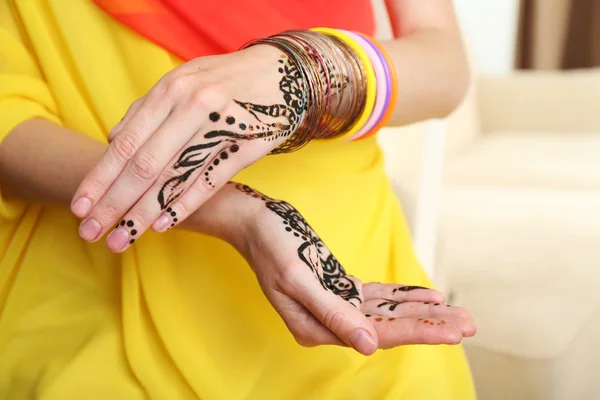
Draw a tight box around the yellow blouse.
[0,1,474,399]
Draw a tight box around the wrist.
[178,183,261,255]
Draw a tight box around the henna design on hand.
[233,183,361,307]
[115,219,137,244]
[377,300,401,312]
[157,55,306,211]
[392,285,429,293]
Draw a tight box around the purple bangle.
[355,32,392,135]
[340,30,389,141]
[356,32,392,135]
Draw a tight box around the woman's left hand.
[71,44,304,250]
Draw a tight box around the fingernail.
[349,329,376,355]
[152,213,170,232]
[79,218,101,241]
[72,197,92,218]
[106,227,131,252]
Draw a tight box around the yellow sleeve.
[0,2,61,219]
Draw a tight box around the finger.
[148,105,278,232]
[149,140,249,233]
[79,103,214,244]
[366,315,468,347]
[362,283,445,304]
[362,300,473,320]
[268,288,347,348]
[102,139,230,252]
[71,72,204,221]
[287,272,378,356]
[107,97,145,143]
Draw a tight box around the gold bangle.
[311,27,376,142]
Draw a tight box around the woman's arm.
[383,0,470,126]
[0,118,106,206]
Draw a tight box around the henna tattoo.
[392,285,429,293]
[118,219,137,244]
[157,55,307,211]
[365,314,395,323]
[377,300,401,312]
[234,183,361,306]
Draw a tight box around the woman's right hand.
[209,183,476,356]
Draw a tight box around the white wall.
[454,0,521,74]
[373,0,521,74]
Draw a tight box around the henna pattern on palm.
[234,183,362,307]
[157,54,348,212]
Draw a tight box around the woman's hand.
[231,184,476,355]
[71,44,306,252]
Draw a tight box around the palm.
[235,183,476,351]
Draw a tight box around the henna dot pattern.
[117,219,138,244]
[165,208,178,229]
[157,54,306,211]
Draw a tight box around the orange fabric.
[92,0,375,60]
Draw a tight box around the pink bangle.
[340,30,388,141]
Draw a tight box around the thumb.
[294,278,378,356]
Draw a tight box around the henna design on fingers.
[117,219,137,244]
[377,300,401,312]
[234,183,361,306]
[157,55,307,210]
[392,285,429,294]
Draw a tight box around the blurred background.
[374,1,600,399]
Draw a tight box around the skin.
[0,1,474,354]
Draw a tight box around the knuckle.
[277,267,301,293]
[82,174,107,200]
[189,84,229,110]
[128,98,143,113]
[96,200,121,222]
[189,177,217,198]
[293,332,314,348]
[164,76,187,98]
[129,151,159,182]
[174,198,191,217]
[111,132,140,164]
[322,309,345,333]
[129,207,153,227]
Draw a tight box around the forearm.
[381,0,470,126]
[0,118,250,244]
[0,118,106,205]
[381,29,469,126]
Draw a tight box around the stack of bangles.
[239,27,398,154]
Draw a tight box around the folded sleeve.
[0,7,62,219]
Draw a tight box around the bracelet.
[341,30,389,141]
[240,28,378,152]
[311,27,377,142]
[357,33,398,140]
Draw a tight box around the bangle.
[240,28,372,152]
[358,34,398,140]
[311,27,377,142]
[341,30,388,141]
